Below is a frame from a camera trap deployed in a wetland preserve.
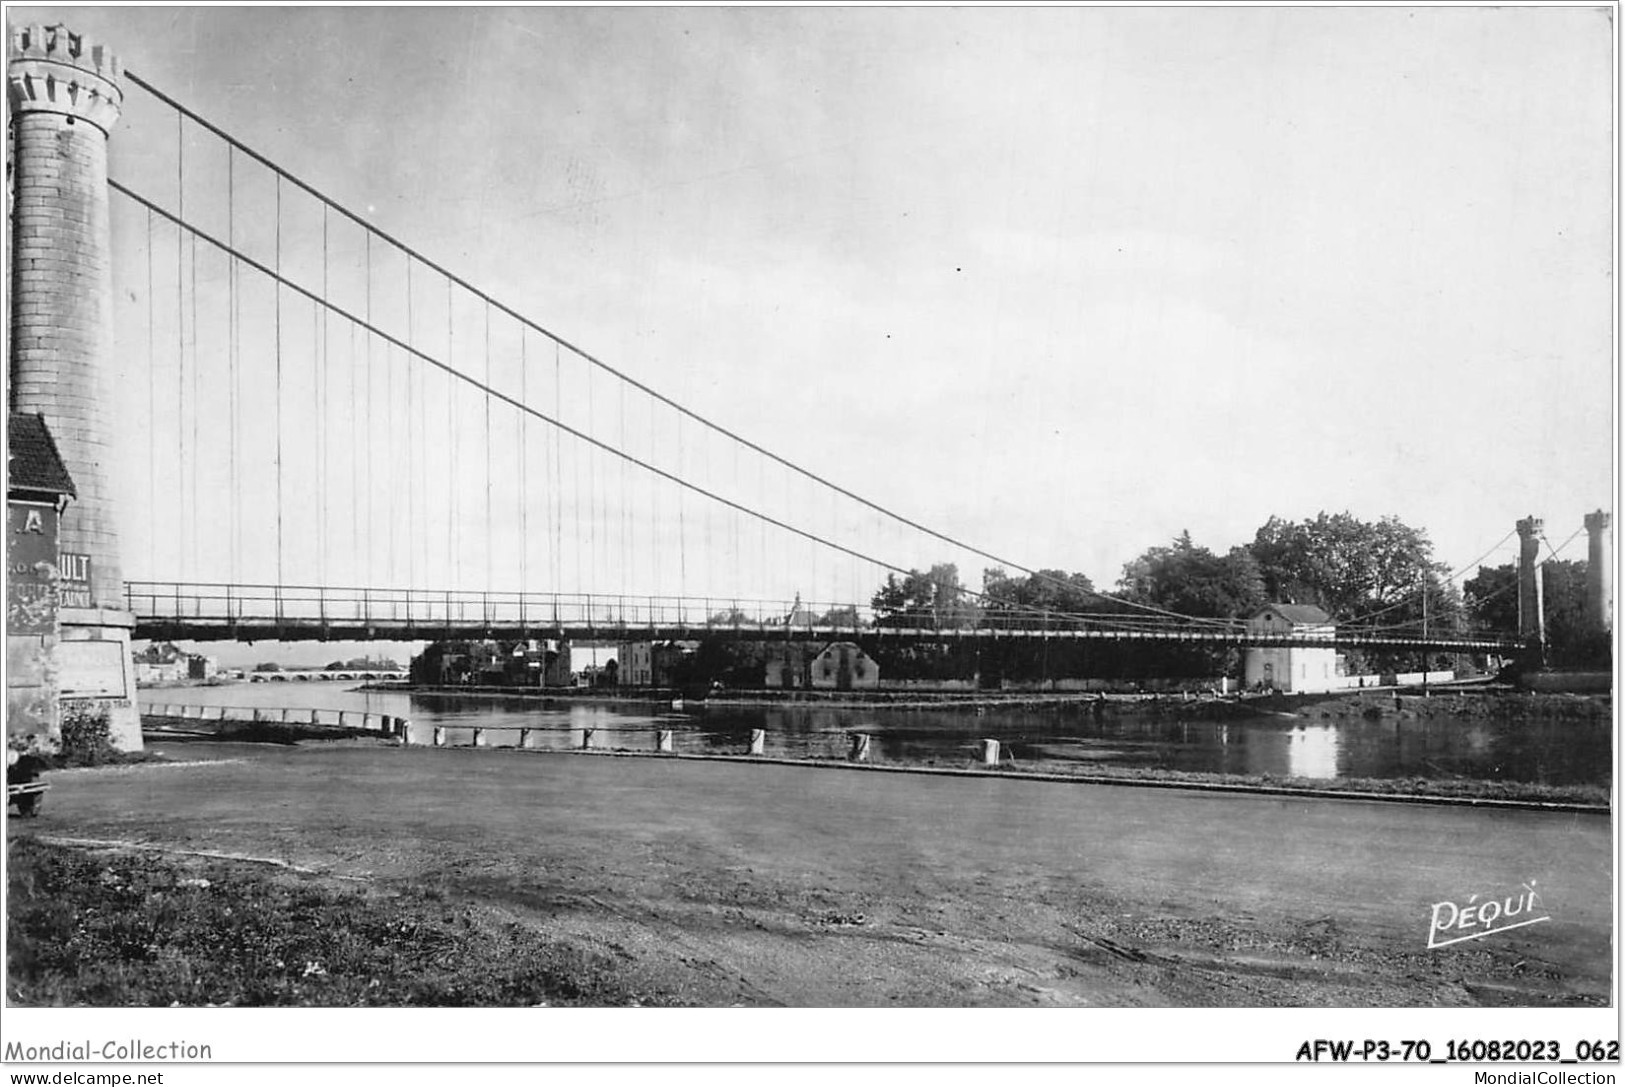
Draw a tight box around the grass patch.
[7,836,669,1007]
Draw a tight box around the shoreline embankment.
[370,681,1610,721]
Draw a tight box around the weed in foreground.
[7,837,666,1007]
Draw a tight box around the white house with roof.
[1243,603,1338,693]
[808,641,879,691]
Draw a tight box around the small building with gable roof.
[808,641,880,691]
[1243,603,1338,693]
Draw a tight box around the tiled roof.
[1257,603,1333,625]
[8,413,76,498]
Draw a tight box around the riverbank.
[381,681,1610,720]
[747,753,1612,811]
[133,676,241,691]
[127,722,1615,812]
[377,682,1160,709]
[138,684,1612,807]
[1255,687,1611,723]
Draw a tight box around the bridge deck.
[125,582,1519,650]
[132,617,1515,652]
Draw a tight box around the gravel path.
[15,739,1611,1007]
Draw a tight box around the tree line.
[874,511,1454,628]
[868,511,1603,677]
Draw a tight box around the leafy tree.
[1541,561,1588,653]
[1465,559,1607,667]
[674,638,762,690]
[1250,512,1451,623]
[871,563,980,628]
[981,567,1097,619]
[1116,531,1266,619]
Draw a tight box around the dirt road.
[15,740,1612,1006]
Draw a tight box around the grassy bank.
[6,836,667,1007]
[1290,688,1611,722]
[972,760,1611,809]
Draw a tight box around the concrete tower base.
[58,608,141,750]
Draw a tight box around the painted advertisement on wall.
[8,502,58,635]
[8,500,60,745]
[57,550,93,609]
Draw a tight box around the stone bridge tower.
[1515,515,1545,661]
[1584,510,1612,636]
[7,24,140,749]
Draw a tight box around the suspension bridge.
[9,24,1546,665]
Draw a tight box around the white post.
[657,729,674,753]
[472,728,486,748]
[433,726,446,747]
[849,733,870,762]
[981,739,1000,766]
[749,728,766,755]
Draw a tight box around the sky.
[10,4,1616,615]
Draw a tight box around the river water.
[138,682,1611,787]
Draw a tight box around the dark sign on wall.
[8,502,58,635]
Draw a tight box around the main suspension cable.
[115,179,1222,628]
[120,69,1180,620]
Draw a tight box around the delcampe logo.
[1427,881,1549,949]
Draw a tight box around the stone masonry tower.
[1584,510,1612,635]
[8,25,140,749]
[1515,515,1546,657]
[9,25,122,603]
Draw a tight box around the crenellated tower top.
[7,23,123,134]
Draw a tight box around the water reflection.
[1284,725,1341,781]
[139,684,1611,787]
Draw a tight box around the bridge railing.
[124,581,1219,634]
[126,581,900,634]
